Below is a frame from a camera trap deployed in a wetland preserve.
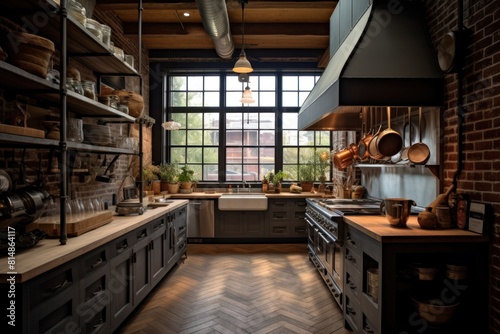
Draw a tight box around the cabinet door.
[109,247,133,331]
[165,221,176,270]
[243,212,265,236]
[218,212,245,237]
[150,218,167,287]
[132,227,151,305]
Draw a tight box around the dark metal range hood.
[299,0,443,131]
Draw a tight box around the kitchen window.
[167,73,330,183]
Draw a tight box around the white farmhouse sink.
[218,193,268,211]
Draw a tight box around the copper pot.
[333,148,354,170]
[377,107,402,157]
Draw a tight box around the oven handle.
[319,232,333,246]
[306,213,343,246]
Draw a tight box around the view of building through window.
[168,74,330,183]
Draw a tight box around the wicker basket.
[1,32,55,78]
[111,90,144,118]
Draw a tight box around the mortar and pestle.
[417,185,455,229]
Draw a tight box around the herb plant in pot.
[299,163,315,192]
[159,162,180,194]
[178,166,195,190]
[142,164,161,195]
[273,170,290,193]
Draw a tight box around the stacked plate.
[83,124,112,146]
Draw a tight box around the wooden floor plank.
[117,244,351,334]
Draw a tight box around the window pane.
[282,76,298,90]
[204,130,219,145]
[299,76,316,90]
[226,92,243,107]
[260,113,275,129]
[188,76,203,90]
[299,147,315,162]
[226,113,242,129]
[244,165,259,181]
[171,92,186,106]
[205,76,220,90]
[204,165,219,181]
[260,165,274,180]
[259,92,274,107]
[204,92,219,106]
[259,76,276,90]
[316,131,331,146]
[260,130,275,146]
[190,165,202,181]
[282,113,298,129]
[171,113,186,126]
[243,130,258,146]
[171,130,186,145]
[170,148,185,163]
[187,113,203,128]
[284,167,298,181]
[299,92,310,107]
[226,76,241,90]
[282,92,298,107]
[283,147,298,163]
[187,147,202,163]
[204,113,219,129]
[226,165,243,181]
[187,92,202,106]
[243,113,259,129]
[187,130,203,145]
[299,131,314,145]
[260,148,275,164]
[204,147,218,163]
[226,147,242,163]
[283,130,297,146]
[226,130,242,145]
[172,76,186,90]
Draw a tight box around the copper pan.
[377,107,403,157]
[408,107,431,164]
[358,107,373,161]
[368,108,384,160]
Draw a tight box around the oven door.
[319,232,343,291]
[305,214,316,251]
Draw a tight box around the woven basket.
[1,32,55,78]
[111,90,144,118]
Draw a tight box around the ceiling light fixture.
[232,0,253,74]
[161,120,181,131]
[240,85,255,104]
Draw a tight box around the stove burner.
[314,198,382,215]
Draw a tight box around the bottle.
[228,185,232,193]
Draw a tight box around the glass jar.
[85,19,102,41]
[68,0,87,26]
[67,78,84,95]
[108,95,119,109]
[82,80,97,101]
[100,24,112,49]
[118,102,129,114]
[113,46,124,61]
[124,54,134,69]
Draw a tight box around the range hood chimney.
[299,0,443,131]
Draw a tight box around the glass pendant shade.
[161,120,181,130]
[233,52,253,74]
[239,85,255,104]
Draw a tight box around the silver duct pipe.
[195,0,234,59]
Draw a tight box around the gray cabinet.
[150,218,167,287]
[267,198,307,237]
[132,226,152,305]
[217,211,265,237]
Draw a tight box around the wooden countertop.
[170,192,325,199]
[344,215,490,243]
[0,200,189,282]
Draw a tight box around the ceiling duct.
[195,0,234,59]
[298,0,443,131]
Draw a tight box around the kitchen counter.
[170,191,326,199]
[344,215,489,243]
[0,199,189,282]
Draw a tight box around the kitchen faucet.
[238,180,251,193]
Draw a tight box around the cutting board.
[31,211,113,237]
[0,124,45,138]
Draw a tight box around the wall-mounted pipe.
[195,0,234,59]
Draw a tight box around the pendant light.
[233,0,253,74]
[162,120,181,130]
[240,85,255,104]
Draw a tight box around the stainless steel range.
[305,198,382,309]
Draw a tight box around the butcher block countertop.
[345,215,490,244]
[170,191,325,199]
[0,200,189,282]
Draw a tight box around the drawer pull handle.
[93,319,104,330]
[116,243,128,252]
[346,254,356,263]
[92,285,103,296]
[91,258,103,269]
[346,305,356,315]
[364,325,375,334]
[49,279,68,292]
[347,234,356,246]
[137,232,147,240]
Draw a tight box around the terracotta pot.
[166,182,180,194]
[180,181,192,189]
[417,207,437,229]
[300,181,313,192]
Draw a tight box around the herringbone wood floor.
[117,243,352,334]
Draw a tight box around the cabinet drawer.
[82,247,108,276]
[270,224,288,235]
[270,211,289,221]
[82,303,109,334]
[344,293,361,333]
[31,291,77,334]
[30,263,75,307]
[111,234,132,257]
[291,200,307,208]
[150,217,166,237]
[345,264,361,300]
[81,273,107,312]
[269,199,288,208]
[345,246,361,271]
[345,225,362,251]
[292,211,306,220]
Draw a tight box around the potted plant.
[142,164,161,194]
[158,162,180,194]
[178,165,195,190]
[299,163,315,192]
[272,170,290,193]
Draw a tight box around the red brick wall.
[423,0,500,331]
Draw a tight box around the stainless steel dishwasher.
[187,200,215,241]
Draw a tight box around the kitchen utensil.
[380,198,416,228]
[400,107,412,162]
[377,107,403,157]
[333,143,358,170]
[0,170,13,192]
[358,107,373,161]
[426,185,454,213]
[408,107,430,164]
[367,108,384,160]
[391,109,405,163]
[95,154,119,183]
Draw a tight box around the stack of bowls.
[83,124,112,146]
[411,296,460,327]
[446,264,468,280]
[413,264,438,281]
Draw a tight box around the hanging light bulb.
[161,120,181,130]
[239,85,255,104]
[233,0,253,74]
